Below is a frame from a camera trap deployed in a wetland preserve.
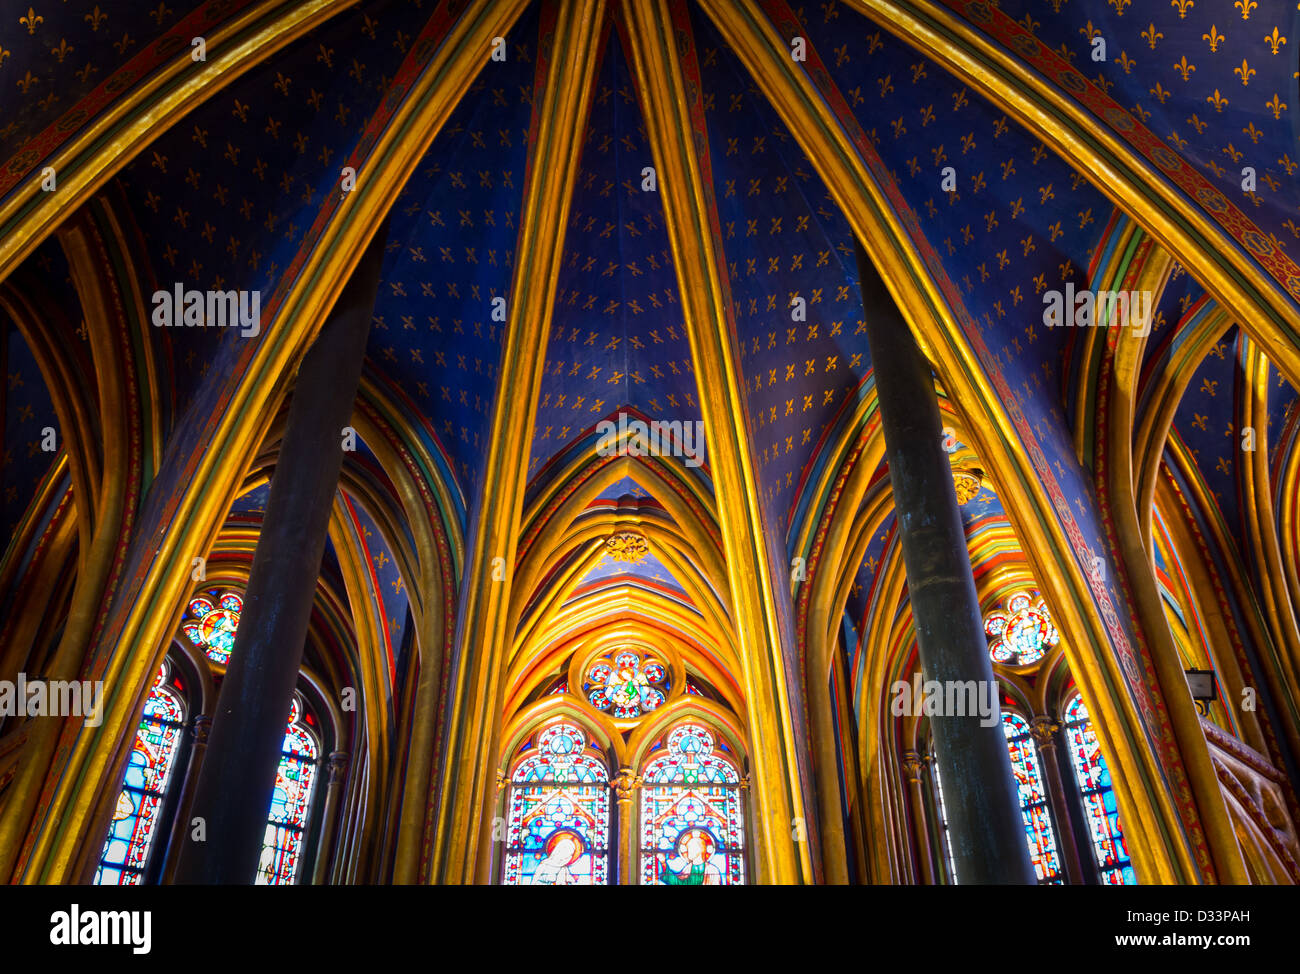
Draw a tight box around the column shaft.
[902,751,936,884]
[855,240,1035,884]
[310,751,350,886]
[174,226,387,884]
[1031,716,1088,884]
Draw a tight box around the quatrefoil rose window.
[583,649,669,719]
[984,592,1058,667]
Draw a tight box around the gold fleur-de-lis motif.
[878,73,893,97]
[1141,23,1164,49]
[1173,55,1196,81]
[49,37,72,63]
[1202,25,1225,51]
[1207,88,1230,111]
[1117,49,1136,73]
[83,5,107,31]
[1265,93,1287,119]
[148,3,172,27]
[1234,0,1257,19]
[16,70,38,94]
[0,46,9,66]
[1109,0,1130,14]
[1243,121,1264,142]
[1263,27,1286,55]
[19,7,42,34]
[1234,58,1256,84]
[1201,378,1218,397]
[1170,0,1193,19]
[1187,112,1208,133]
[1150,81,1172,103]
[316,43,333,68]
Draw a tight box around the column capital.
[612,767,643,804]
[901,750,925,782]
[327,751,349,784]
[496,768,508,794]
[1029,715,1060,749]
[189,715,212,746]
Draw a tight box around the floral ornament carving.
[953,472,982,505]
[605,530,649,563]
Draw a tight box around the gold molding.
[622,0,812,884]
[1103,245,1251,883]
[426,0,608,885]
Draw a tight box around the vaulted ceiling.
[3,3,1299,881]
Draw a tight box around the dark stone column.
[901,750,936,885]
[310,751,350,886]
[1030,715,1090,884]
[854,240,1035,884]
[174,225,387,884]
[160,715,210,883]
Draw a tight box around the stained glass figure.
[503,721,610,885]
[640,722,744,885]
[1062,695,1137,884]
[95,663,185,885]
[1003,711,1063,883]
[181,590,243,665]
[582,648,669,719]
[255,697,319,885]
[985,592,1058,667]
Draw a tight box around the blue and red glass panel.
[1063,696,1136,885]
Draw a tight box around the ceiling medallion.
[605,531,649,563]
[953,472,982,505]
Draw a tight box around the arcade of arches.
[0,0,1298,885]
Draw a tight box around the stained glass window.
[640,722,745,885]
[504,721,610,885]
[1062,695,1137,884]
[181,590,243,665]
[985,592,1059,667]
[255,697,319,885]
[95,663,185,885]
[583,648,669,719]
[1003,711,1063,883]
[931,756,959,884]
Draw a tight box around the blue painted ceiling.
[978,0,1300,280]
[7,0,1291,620]
[117,0,437,419]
